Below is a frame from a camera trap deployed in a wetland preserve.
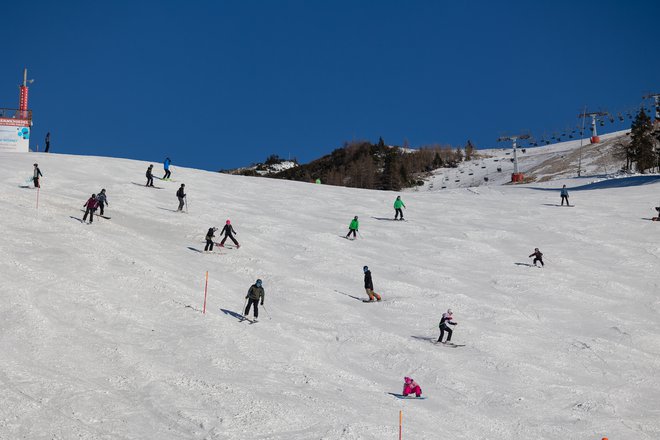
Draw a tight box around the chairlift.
[609,116,614,123]
[599,119,605,127]
[521,148,526,153]
[497,167,502,172]
[618,113,624,121]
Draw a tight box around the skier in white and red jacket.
[437,309,457,343]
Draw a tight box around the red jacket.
[84,198,99,209]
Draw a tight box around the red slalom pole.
[203,271,209,314]
[399,410,402,440]
[36,187,40,210]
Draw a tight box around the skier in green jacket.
[394,196,406,220]
[345,216,359,239]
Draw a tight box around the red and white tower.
[0,68,33,152]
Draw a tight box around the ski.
[434,342,465,348]
[362,299,385,303]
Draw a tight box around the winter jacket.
[246,284,265,302]
[529,250,543,259]
[96,192,108,206]
[205,228,216,240]
[164,158,171,170]
[349,219,359,230]
[394,198,405,209]
[84,197,99,209]
[34,167,42,179]
[439,312,457,328]
[221,224,236,236]
[146,167,153,178]
[560,188,569,197]
[364,270,374,289]
[176,187,186,198]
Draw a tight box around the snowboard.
[388,393,426,400]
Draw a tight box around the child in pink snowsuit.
[403,377,422,397]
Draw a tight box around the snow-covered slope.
[1,151,659,440]
[419,131,629,191]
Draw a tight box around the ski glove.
[260,301,264,306]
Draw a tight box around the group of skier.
[81,189,109,224]
[204,221,240,251]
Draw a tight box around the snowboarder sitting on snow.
[363,266,382,301]
[176,184,186,211]
[33,163,43,188]
[346,216,359,239]
[163,157,172,180]
[205,227,217,251]
[560,185,569,206]
[529,248,544,267]
[437,309,457,343]
[82,194,99,224]
[244,279,264,320]
[394,196,406,220]
[146,164,154,187]
[96,189,108,216]
[402,377,422,398]
[219,219,240,248]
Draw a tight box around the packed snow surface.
[1,151,659,440]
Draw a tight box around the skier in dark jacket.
[363,266,382,301]
[219,220,239,248]
[146,165,154,187]
[82,194,99,224]
[244,279,265,320]
[205,227,217,251]
[176,184,186,211]
[163,157,172,180]
[33,163,43,188]
[653,206,660,221]
[45,132,50,153]
[560,185,569,206]
[529,248,544,267]
[96,189,108,216]
[437,309,458,343]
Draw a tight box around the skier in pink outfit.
[402,377,422,397]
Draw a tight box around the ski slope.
[420,131,629,191]
[1,151,659,440]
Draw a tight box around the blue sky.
[2,0,658,170]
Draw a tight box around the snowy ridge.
[419,131,629,191]
[0,151,659,439]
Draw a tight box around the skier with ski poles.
[560,185,569,206]
[219,220,240,248]
[176,184,186,212]
[529,248,544,267]
[437,309,458,344]
[204,227,217,252]
[345,216,359,239]
[394,196,406,220]
[163,157,172,180]
[145,165,154,187]
[244,279,264,321]
[82,194,99,224]
[96,189,109,217]
[363,266,382,302]
[33,163,43,188]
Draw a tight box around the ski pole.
[262,304,272,320]
[185,197,189,213]
[357,230,363,239]
[241,298,248,316]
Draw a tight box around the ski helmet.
[535,248,539,251]
[181,183,185,187]
[91,194,96,198]
[33,163,38,166]
[363,266,369,272]
[255,279,262,287]
[101,188,105,192]
[226,219,231,225]
[354,215,358,220]
[447,308,453,314]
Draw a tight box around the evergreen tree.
[630,109,656,172]
[377,137,386,149]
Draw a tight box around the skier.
[652,206,660,221]
[146,164,154,187]
[560,185,569,206]
[363,266,382,301]
[394,196,406,220]
[163,157,172,180]
[204,227,217,251]
[82,194,99,224]
[44,132,50,153]
[529,248,544,267]
[33,163,43,188]
[96,189,108,217]
[402,377,422,398]
[437,308,458,344]
[345,216,359,239]
[244,279,264,321]
[219,219,240,248]
[176,184,186,212]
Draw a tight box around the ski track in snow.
[0,151,659,439]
